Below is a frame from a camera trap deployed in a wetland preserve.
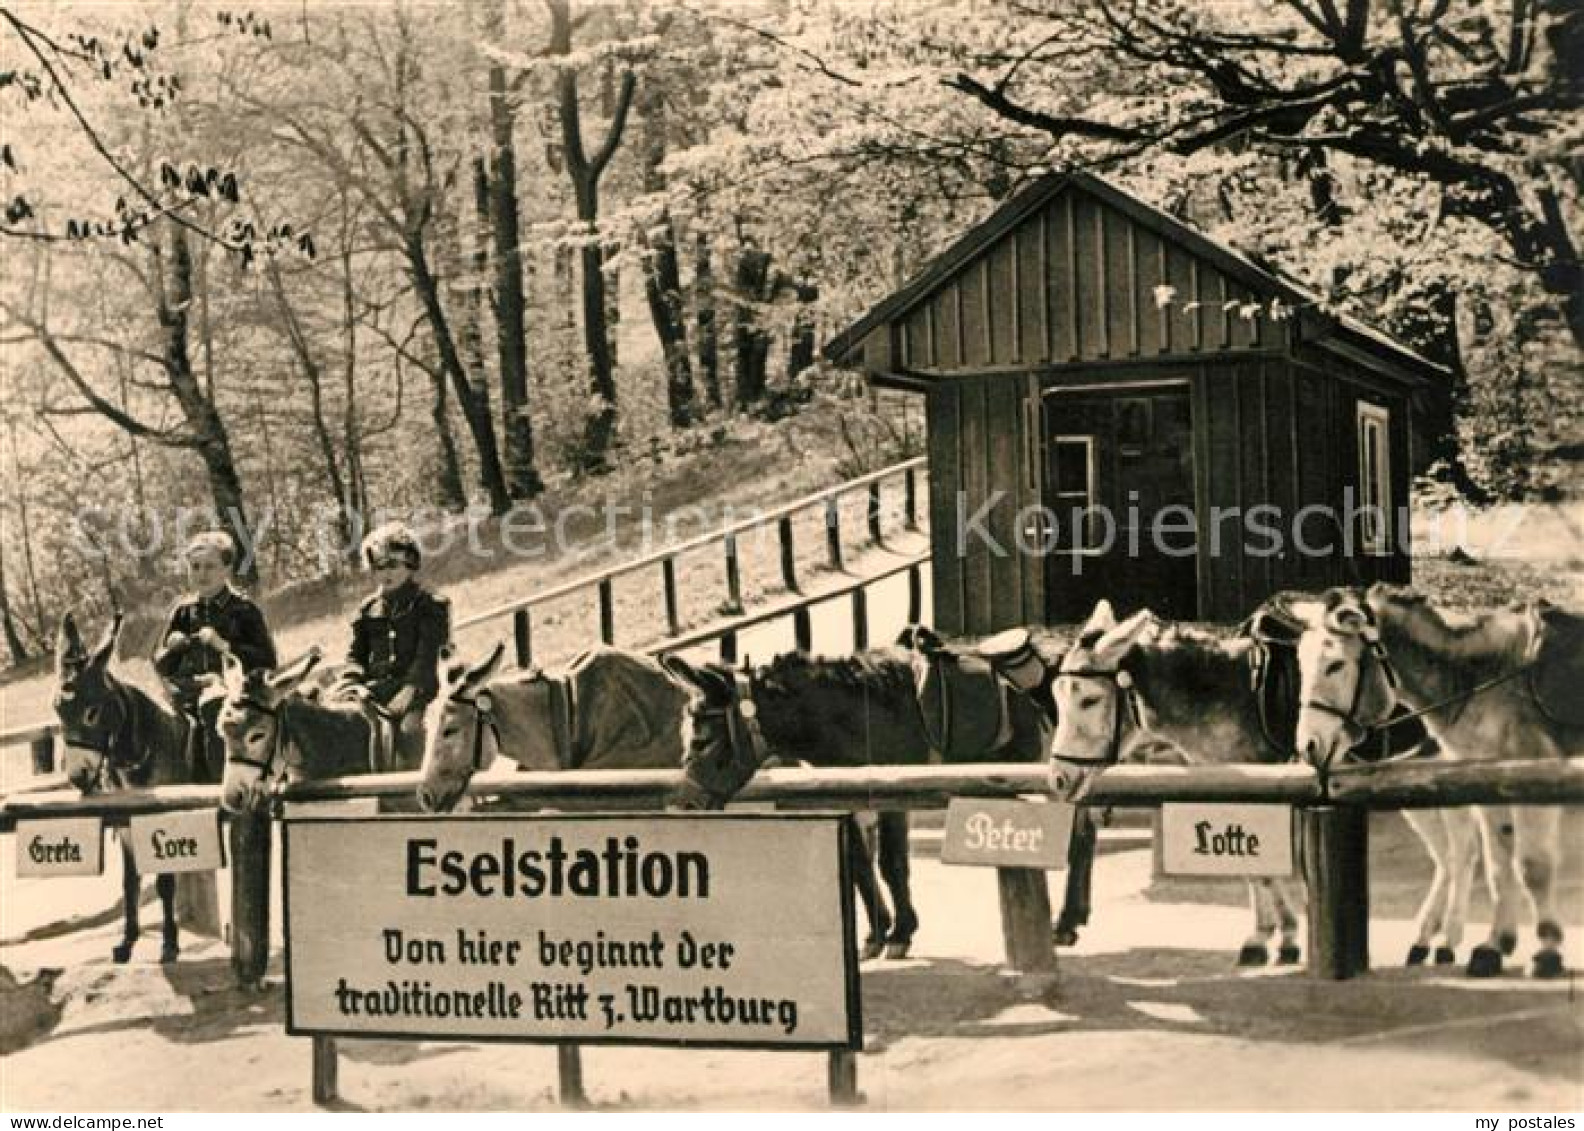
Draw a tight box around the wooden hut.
[825,172,1448,634]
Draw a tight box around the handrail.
[452,456,925,632]
[5,758,1582,832]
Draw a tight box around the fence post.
[724,533,744,614]
[598,579,615,646]
[779,516,798,593]
[1300,805,1369,980]
[557,1045,586,1107]
[720,630,738,665]
[907,563,923,625]
[312,1036,338,1105]
[229,808,272,990]
[30,732,55,776]
[660,557,680,638]
[825,497,843,571]
[828,1049,860,1106]
[793,607,813,653]
[866,480,883,546]
[851,587,868,652]
[996,868,1056,974]
[513,608,533,669]
[904,466,918,531]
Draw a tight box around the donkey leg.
[1517,807,1566,979]
[1400,809,1450,966]
[1273,878,1302,965]
[156,873,180,963]
[1054,808,1097,946]
[113,838,139,964]
[1439,809,1482,966]
[878,813,918,959]
[1239,880,1278,966]
[1469,805,1529,977]
[849,821,889,960]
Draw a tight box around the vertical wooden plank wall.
[926,386,965,635]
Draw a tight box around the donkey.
[53,612,196,964]
[1292,585,1582,978]
[216,649,401,814]
[658,640,1055,959]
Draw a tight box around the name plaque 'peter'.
[284,813,860,1049]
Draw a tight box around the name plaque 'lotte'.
[283,812,861,1051]
[1158,804,1295,878]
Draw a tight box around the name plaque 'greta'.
[1159,804,1295,877]
[129,809,224,874]
[283,813,860,1049]
[15,818,104,878]
[940,798,1073,869]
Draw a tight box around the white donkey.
[1293,585,1581,978]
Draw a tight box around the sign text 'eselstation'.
[284,814,858,1049]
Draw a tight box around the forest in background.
[1,0,1578,665]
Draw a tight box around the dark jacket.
[153,585,278,708]
[344,580,450,709]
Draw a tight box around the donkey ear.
[1081,600,1118,636]
[222,651,247,696]
[1092,608,1157,664]
[269,647,323,695]
[57,612,85,669]
[89,611,123,669]
[461,642,507,692]
[659,652,703,691]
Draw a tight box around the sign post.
[284,812,861,1107]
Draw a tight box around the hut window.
[1052,436,1099,550]
[1356,403,1392,555]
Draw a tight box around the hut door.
[1043,387,1198,623]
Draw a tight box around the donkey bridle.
[226,695,291,779]
[1051,665,1142,767]
[679,672,771,809]
[64,682,159,791]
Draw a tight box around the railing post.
[724,533,744,615]
[779,516,798,593]
[557,1045,586,1107]
[825,497,843,571]
[851,587,868,652]
[866,480,883,546]
[598,578,615,646]
[30,732,55,776]
[312,1036,339,1105]
[720,630,738,665]
[661,557,681,638]
[229,808,272,990]
[793,607,813,653]
[904,466,918,531]
[907,563,923,625]
[513,608,533,669]
[1300,805,1369,980]
[996,868,1056,974]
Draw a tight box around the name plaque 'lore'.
[940,798,1073,869]
[15,818,104,877]
[128,809,224,874]
[283,812,860,1049]
[1159,804,1295,877]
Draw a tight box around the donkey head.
[217,648,322,813]
[1049,600,1160,789]
[1293,588,1398,770]
[659,653,767,810]
[417,643,507,813]
[54,612,130,793]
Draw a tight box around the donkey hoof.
[859,940,884,961]
[1496,931,1518,957]
[1053,925,1080,948]
[160,943,180,965]
[883,941,912,960]
[1532,950,1567,980]
[1434,947,1457,966]
[1276,944,1301,966]
[1467,946,1504,978]
[1237,944,1269,967]
[1405,944,1430,967]
[112,942,134,964]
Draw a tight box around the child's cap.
[362,522,422,570]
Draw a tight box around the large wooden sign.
[284,813,860,1049]
[1159,804,1294,877]
[14,818,103,877]
[128,809,224,874]
[940,798,1073,869]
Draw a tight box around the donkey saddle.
[1530,602,1584,728]
[897,625,1041,760]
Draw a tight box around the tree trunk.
[484,0,543,499]
[429,362,467,512]
[642,213,695,428]
[695,231,720,409]
[732,244,772,410]
[787,278,818,380]
[0,538,29,663]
